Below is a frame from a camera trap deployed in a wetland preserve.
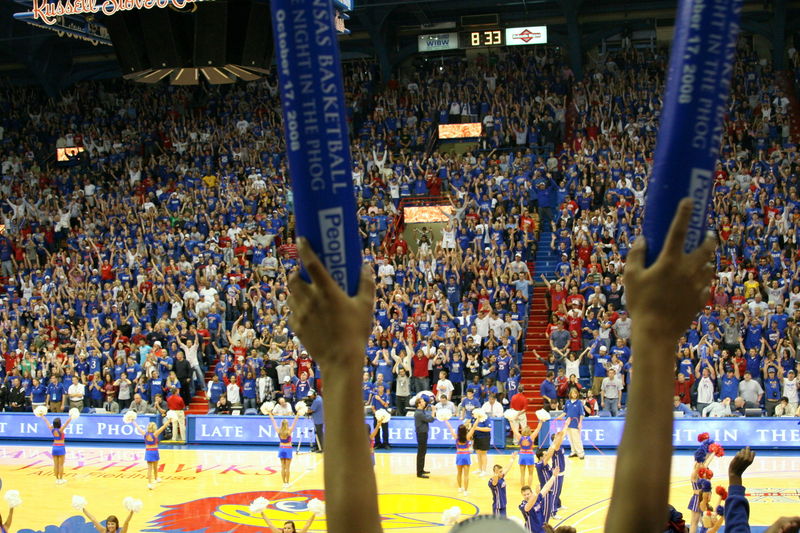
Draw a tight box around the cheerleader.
[368,419,385,465]
[471,412,492,476]
[488,452,518,517]
[35,413,73,484]
[82,506,134,533]
[518,421,543,487]
[260,511,316,533]
[689,434,718,533]
[534,423,567,522]
[443,419,477,495]
[519,466,560,533]
[133,421,170,490]
[268,411,301,489]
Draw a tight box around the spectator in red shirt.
[411,349,431,394]
[674,373,692,406]
[166,387,186,442]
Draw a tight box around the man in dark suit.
[414,397,435,478]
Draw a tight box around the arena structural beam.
[557,0,585,80]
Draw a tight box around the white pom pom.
[472,408,487,422]
[123,496,143,513]
[295,401,308,417]
[248,497,270,514]
[123,411,138,424]
[306,498,326,515]
[165,410,177,421]
[374,409,391,424]
[71,495,87,511]
[260,401,275,415]
[535,409,551,421]
[34,405,48,417]
[441,506,461,525]
[504,408,520,421]
[435,408,452,422]
[69,408,81,419]
[4,490,22,509]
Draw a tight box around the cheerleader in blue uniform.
[35,413,74,485]
[519,466,560,533]
[268,411,301,489]
[534,423,567,523]
[518,421,543,488]
[134,421,169,490]
[443,419,477,495]
[689,433,718,533]
[488,452,518,517]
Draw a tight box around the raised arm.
[604,200,716,533]
[259,512,282,533]
[83,508,107,533]
[299,513,317,533]
[286,240,381,533]
[120,510,134,533]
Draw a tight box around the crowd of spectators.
[0,40,798,428]
[538,42,800,418]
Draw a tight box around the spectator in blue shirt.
[540,372,557,406]
[672,395,696,417]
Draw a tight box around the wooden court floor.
[0,443,797,532]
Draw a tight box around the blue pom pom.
[694,448,707,463]
[716,505,724,516]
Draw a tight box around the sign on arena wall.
[546,418,800,449]
[418,32,459,52]
[505,26,548,46]
[189,416,506,447]
[0,413,158,442]
[28,0,198,27]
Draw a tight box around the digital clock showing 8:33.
[461,29,505,47]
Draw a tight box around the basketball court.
[2,443,798,532]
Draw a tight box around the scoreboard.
[418,26,547,51]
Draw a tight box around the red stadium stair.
[187,366,216,415]
[520,283,549,429]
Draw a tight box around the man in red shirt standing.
[411,349,431,393]
[509,385,529,444]
[166,387,186,442]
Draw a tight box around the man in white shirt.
[475,310,491,338]
[226,380,241,406]
[272,397,294,416]
[67,376,86,411]
[695,368,716,413]
[435,394,456,414]
[481,394,504,418]
[702,397,733,417]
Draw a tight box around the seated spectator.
[273,396,294,416]
[215,394,232,415]
[672,395,695,417]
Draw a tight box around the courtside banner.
[271,0,363,296]
[642,0,742,265]
[546,418,800,449]
[189,416,506,447]
[0,413,158,442]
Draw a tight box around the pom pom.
[374,409,391,424]
[34,405,48,417]
[504,408,520,421]
[715,505,724,516]
[708,443,720,454]
[295,401,308,417]
[694,448,708,464]
[4,490,22,509]
[715,486,728,500]
[535,409,551,421]
[441,506,461,526]
[698,467,707,479]
[306,498,326,515]
[435,408,453,422]
[123,497,143,513]
[697,432,710,443]
[71,495,88,511]
[165,410,177,421]
[260,401,275,415]
[69,408,81,420]
[704,468,714,480]
[122,411,138,424]
[248,497,270,514]
[714,445,725,457]
[472,408,487,422]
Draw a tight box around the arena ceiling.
[0,0,797,93]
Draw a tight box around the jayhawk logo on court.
[145,490,479,532]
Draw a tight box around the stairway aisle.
[187,365,216,415]
[518,227,560,428]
